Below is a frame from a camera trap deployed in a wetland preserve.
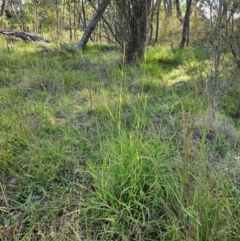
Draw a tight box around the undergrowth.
[0,38,240,240]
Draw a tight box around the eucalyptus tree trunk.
[117,0,151,64]
[34,1,38,34]
[0,0,6,17]
[73,0,77,41]
[81,0,87,29]
[154,0,161,43]
[175,0,182,23]
[163,0,172,18]
[56,0,59,37]
[148,5,154,44]
[149,0,161,44]
[180,0,192,49]
[76,0,111,49]
[67,0,73,40]
[20,0,26,31]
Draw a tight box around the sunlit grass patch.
[141,46,195,82]
[146,46,185,64]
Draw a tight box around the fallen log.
[0,29,51,43]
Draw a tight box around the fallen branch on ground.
[0,29,51,43]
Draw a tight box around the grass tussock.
[0,39,240,240]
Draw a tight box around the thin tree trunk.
[76,0,111,49]
[148,1,154,44]
[56,0,59,37]
[73,0,77,41]
[154,0,161,43]
[163,0,172,18]
[67,0,72,41]
[222,1,228,37]
[186,21,190,46]
[0,0,6,17]
[20,0,26,31]
[34,1,38,35]
[179,0,192,49]
[7,0,21,25]
[175,0,182,23]
[81,0,87,29]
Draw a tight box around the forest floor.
[0,38,240,240]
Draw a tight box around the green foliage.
[146,46,184,65]
[141,46,200,83]
[85,132,167,239]
[220,80,240,125]
[0,17,9,29]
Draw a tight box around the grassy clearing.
[0,38,240,240]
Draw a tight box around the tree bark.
[0,0,6,17]
[154,0,161,43]
[67,0,73,41]
[0,29,51,43]
[81,0,87,30]
[76,0,111,49]
[163,0,172,18]
[118,0,151,64]
[175,0,182,24]
[56,0,59,37]
[179,0,192,49]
